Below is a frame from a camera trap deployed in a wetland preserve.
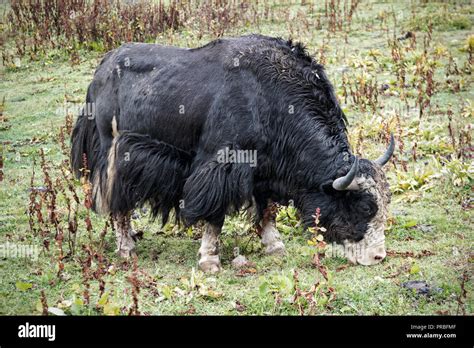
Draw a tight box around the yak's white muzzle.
[344,232,386,266]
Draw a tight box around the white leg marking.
[114,213,136,258]
[261,220,286,255]
[198,224,222,273]
[260,205,286,256]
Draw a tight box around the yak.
[71,34,394,272]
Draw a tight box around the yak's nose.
[346,243,387,266]
[373,247,386,263]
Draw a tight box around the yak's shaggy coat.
[71,34,389,246]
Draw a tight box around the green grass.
[0,0,473,316]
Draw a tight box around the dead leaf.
[387,249,435,258]
[48,307,66,316]
[311,253,328,281]
[180,305,196,315]
[235,268,257,277]
[234,301,246,312]
[336,264,350,272]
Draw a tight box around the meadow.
[0,0,472,315]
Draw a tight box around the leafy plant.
[440,157,474,188]
[392,159,442,194]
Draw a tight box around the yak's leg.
[198,223,222,273]
[113,212,137,258]
[259,203,286,255]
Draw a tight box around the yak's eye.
[360,203,373,216]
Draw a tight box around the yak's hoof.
[264,241,286,256]
[117,247,136,259]
[198,255,221,273]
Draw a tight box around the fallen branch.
[386,249,435,258]
[456,270,469,315]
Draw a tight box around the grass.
[0,0,473,316]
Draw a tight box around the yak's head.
[303,135,395,266]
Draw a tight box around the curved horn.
[332,157,359,191]
[374,133,395,167]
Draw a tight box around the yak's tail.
[70,87,107,213]
[71,87,100,180]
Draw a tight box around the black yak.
[71,34,394,271]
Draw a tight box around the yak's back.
[93,34,306,78]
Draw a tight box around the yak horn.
[332,157,359,191]
[374,133,395,167]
